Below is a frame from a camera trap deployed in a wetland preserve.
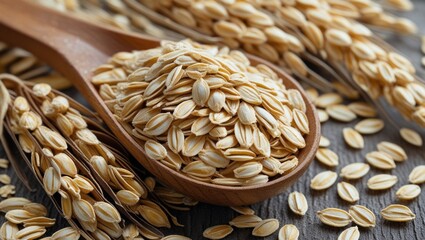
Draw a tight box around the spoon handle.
[0,0,159,83]
[0,0,109,82]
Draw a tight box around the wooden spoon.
[0,0,320,206]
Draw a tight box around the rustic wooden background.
[1,1,425,239]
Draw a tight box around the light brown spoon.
[0,0,320,206]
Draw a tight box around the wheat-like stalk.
[0,74,195,239]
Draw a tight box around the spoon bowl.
[0,0,320,206]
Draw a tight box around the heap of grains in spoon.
[92,40,310,186]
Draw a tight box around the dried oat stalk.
[125,0,319,81]
[126,0,425,128]
[3,77,126,239]
[33,0,168,38]
[0,43,72,90]
[253,1,425,128]
[0,74,195,239]
[92,40,309,186]
[0,0,175,91]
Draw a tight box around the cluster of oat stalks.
[118,0,425,128]
[0,42,71,90]
[0,74,194,239]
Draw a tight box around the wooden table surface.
[1,1,425,239]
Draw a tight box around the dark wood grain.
[1,0,425,239]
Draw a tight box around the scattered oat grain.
[340,163,370,180]
[396,184,421,200]
[400,128,423,146]
[278,224,299,240]
[317,208,352,227]
[354,119,384,134]
[409,165,425,184]
[367,174,398,190]
[342,128,364,149]
[252,218,279,237]
[326,105,357,122]
[310,171,337,190]
[288,191,308,216]
[366,151,396,170]
[377,141,407,162]
[315,148,338,167]
[381,204,415,222]
[338,226,360,240]
[349,205,376,227]
[337,182,359,203]
[203,225,233,239]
